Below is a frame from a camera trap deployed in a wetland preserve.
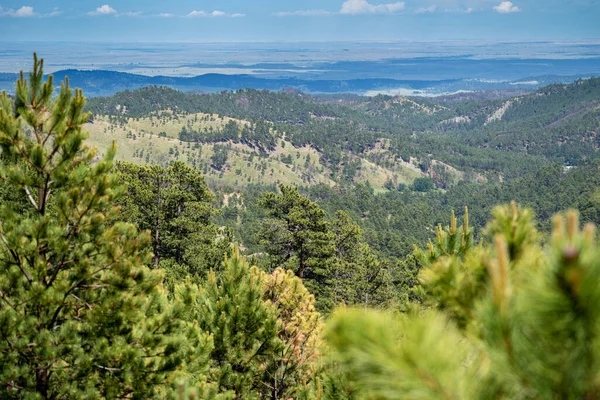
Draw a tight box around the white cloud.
[157,13,174,18]
[47,8,63,17]
[88,5,117,16]
[14,6,35,17]
[120,11,142,17]
[0,5,40,17]
[275,9,334,17]
[0,5,60,17]
[415,5,437,13]
[187,10,207,17]
[280,0,405,16]
[186,10,245,18]
[493,1,520,13]
[87,5,147,17]
[340,0,405,14]
[280,0,493,17]
[440,5,476,13]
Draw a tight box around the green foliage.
[331,211,395,307]
[416,203,534,330]
[259,185,394,312]
[327,204,600,399]
[211,144,229,171]
[259,185,336,309]
[0,55,210,398]
[87,77,600,194]
[327,308,480,399]
[189,247,280,398]
[115,160,230,281]
[412,177,434,192]
[413,207,479,327]
[484,201,538,261]
[174,381,234,400]
[180,248,323,399]
[414,207,474,266]
[256,267,323,399]
[297,361,359,400]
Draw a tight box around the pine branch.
[0,290,16,312]
[95,365,122,373]
[23,185,39,211]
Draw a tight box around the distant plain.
[1,41,599,95]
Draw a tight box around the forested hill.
[86,77,600,186]
[81,77,600,260]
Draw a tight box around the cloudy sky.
[0,0,597,41]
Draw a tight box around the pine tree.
[180,249,326,399]
[259,185,336,310]
[0,55,210,398]
[331,211,394,307]
[414,207,473,267]
[326,203,600,399]
[174,381,233,400]
[297,362,358,400]
[327,308,479,399]
[413,207,483,329]
[255,267,323,399]
[189,247,280,398]
[259,186,394,312]
[115,160,230,281]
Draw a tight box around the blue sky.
[0,0,598,42]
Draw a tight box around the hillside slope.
[85,77,600,190]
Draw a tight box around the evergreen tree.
[259,186,394,312]
[414,207,473,267]
[259,185,336,310]
[256,267,323,399]
[115,160,230,281]
[0,55,210,398]
[331,211,394,307]
[211,145,229,171]
[174,381,233,400]
[413,207,481,328]
[189,247,280,398]
[327,203,600,399]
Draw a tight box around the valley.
[85,78,600,191]
[78,78,600,260]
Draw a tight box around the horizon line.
[2,39,600,44]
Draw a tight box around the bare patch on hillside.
[485,99,518,125]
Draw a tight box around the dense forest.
[1,56,600,398]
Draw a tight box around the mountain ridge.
[0,68,594,97]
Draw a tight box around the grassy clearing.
[85,114,422,191]
[112,112,249,139]
[355,157,422,188]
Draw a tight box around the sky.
[0,0,598,42]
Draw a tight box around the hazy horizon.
[0,0,598,42]
[1,2,598,95]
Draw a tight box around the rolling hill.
[84,77,600,192]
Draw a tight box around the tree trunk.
[36,367,49,399]
[154,224,160,267]
[176,201,182,264]
[154,185,161,267]
[298,245,305,278]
